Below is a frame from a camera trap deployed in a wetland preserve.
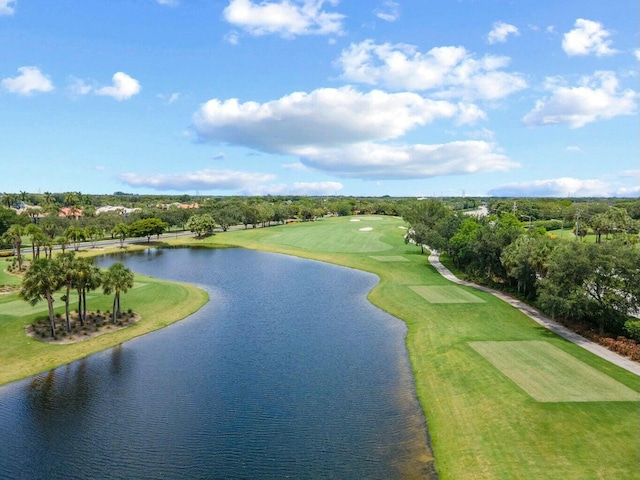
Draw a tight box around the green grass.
[409,285,486,304]
[173,216,640,480]
[260,216,394,253]
[0,274,208,386]
[469,341,639,402]
[0,260,21,286]
[370,255,410,262]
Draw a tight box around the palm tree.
[102,263,134,324]
[73,258,102,325]
[112,223,129,248]
[65,226,85,251]
[20,258,62,339]
[6,224,25,270]
[54,235,69,254]
[54,252,76,332]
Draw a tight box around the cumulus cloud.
[193,86,469,151]
[95,72,141,101]
[248,181,343,195]
[566,146,582,152]
[635,48,640,61]
[68,77,93,96]
[374,1,399,22]
[192,86,520,181]
[562,19,617,57]
[222,0,344,37]
[487,22,519,44]
[488,177,638,197]
[118,169,276,191]
[336,40,527,100]
[522,71,637,128]
[295,140,518,179]
[0,0,16,16]
[1,66,54,95]
[156,0,178,5]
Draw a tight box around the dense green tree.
[128,218,168,242]
[65,225,86,251]
[186,214,217,237]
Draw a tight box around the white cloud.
[118,169,276,191]
[156,0,178,5]
[158,92,180,104]
[562,19,617,57]
[248,181,343,195]
[374,1,399,22]
[487,22,519,44]
[193,86,467,151]
[635,49,640,61]
[488,177,637,197]
[0,0,16,16]
[224,30,240,45]
[566,146,581,152]
[282,162,308,171]
[68,77,93,96]
[192,86,518,181]
[1,66,54,95]
[616,186,640,197]
[336,40,527,100]
[95,72,141,101]
[295,141,518,179]
[222,0,345,38]
[522,71,637,128]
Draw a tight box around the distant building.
[58,207,84,220]
[95,205,140,217]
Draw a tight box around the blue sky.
[1,0,638,197]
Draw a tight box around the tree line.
[402,199,640,341]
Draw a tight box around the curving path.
[427,251,640,377]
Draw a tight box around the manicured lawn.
[175,215,640,480]
[0,259,21,286]
[0,273,208,386]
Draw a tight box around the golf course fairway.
[179,215,640,480]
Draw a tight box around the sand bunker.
[359,227,373,232]
[350,219,361,222]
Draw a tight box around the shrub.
[624,320,640,342]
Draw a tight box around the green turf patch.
[409,285,485,304]
[469,341,640,402]
[370,255,410,262]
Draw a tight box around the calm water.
[0,248,434,479]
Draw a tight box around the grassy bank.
[173,216,640,480]
[0,265,208,386]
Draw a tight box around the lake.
[0,248,434,479]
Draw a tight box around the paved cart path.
[428,251,640,377]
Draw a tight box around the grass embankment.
[174,216,640,480]
[0,255,208,386]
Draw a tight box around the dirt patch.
[26,311,140,345]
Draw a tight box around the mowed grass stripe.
[370,255,410,262]
[469,341,639,402]
[410,285,486,304]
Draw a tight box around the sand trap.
[350,219,361,222]
[398,226,407,230]
[359,227,373,232]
